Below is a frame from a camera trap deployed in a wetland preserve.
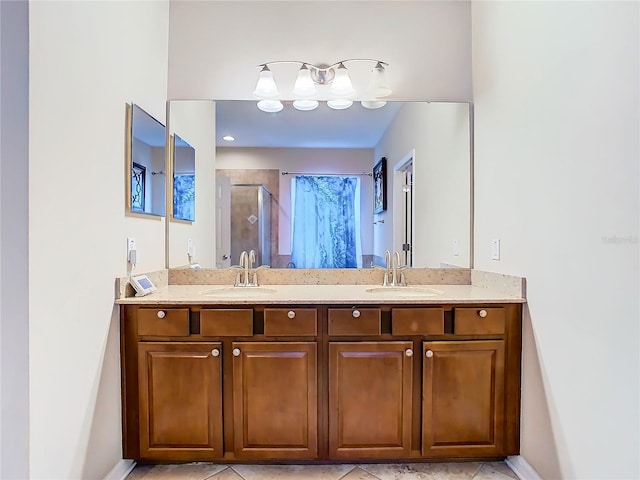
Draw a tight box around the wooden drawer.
[137,308,190,336]
[328,308,381,336]
[201,309,253,336]
[454,307,505,335]
[392,308,444,335]
[264,308,317,336]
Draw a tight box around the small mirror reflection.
[129,104,166,216]
[172,134,196,222]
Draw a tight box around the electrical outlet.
[127,237,136,261]
[491,238,501,260]
[452,239,459,256]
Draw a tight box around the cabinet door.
[138,342,223,460]
[329,341,413,459]
[422,340,505,457]
[232,342,317,459]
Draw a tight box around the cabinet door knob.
[425,350,434,358]
[156,310,166,319]
[352,309,361,318]
[478,309,488,318]
[232,348,241,357]
[405,348,413,357]
[287,310,296,319]
[211,348,220,357]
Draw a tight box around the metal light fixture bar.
[253,59,391,112]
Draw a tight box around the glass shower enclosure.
[230,184,272,267]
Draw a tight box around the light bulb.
[327,99,353,110]
[329,63,355,97]
[253,65,279,99]
[257,100,283,113]
[292,65,317,98]
[293,99,319,111]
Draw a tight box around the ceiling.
[215,100,404,148]
[167,1,472,147]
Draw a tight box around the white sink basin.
[365,286,443,297]
[200,287,278,297]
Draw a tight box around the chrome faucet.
[235,250,249,286]
[379,250,407,287]
[383,250,392,286]
[391,250,406,286]
[234,249,270,287]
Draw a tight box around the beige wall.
[28,1,169,478]
[472,2,639,478]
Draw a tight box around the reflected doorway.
[393,151,414,267]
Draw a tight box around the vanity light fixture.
[222,135,235,142]
[252,59,391,112]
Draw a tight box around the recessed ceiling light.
[222,135,235,142]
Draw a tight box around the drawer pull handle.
[425,350,434,358]
[232,348,241,357]
[352,309,361,318]
[211,349,220,357]
[156,310,166,319]
[287,310,296,319]
[405,348,413,357]
[478,309,488,318]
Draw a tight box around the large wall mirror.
[125,103,166,217]
[166,100,472,269]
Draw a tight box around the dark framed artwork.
[373,157,387,214]
[131,162,146,212]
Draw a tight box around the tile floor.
[126,461,519,480]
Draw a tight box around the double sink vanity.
[117,267,525,464]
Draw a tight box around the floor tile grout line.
[471,462,485,478]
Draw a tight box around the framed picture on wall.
[373,157,387,214]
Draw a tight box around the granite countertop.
[115,283,526,305]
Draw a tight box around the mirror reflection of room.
[167,99,471,269]
[129,104,166,217]
[172,134,195,222]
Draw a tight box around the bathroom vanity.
[118,282,524,463]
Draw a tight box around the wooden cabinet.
[137,342,223,460]
[121,301,522,463]
[422,340,505,457]
[232,342,318,459]
[328,341,413,459]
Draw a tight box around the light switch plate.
[491,238,501,260]
[452,239,459,256]
[127,237,136,261]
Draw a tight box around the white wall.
[216,147,375,257]
[375,103,471,267]
[29,2,169,478]
[0,1,30,478]
[472,2,639,479]
[168,100,216,268]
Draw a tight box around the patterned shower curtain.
[291,175,362,268]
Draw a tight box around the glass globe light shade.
[253,66,279,99]
[329,63,355,97]
[257,99,283,113]
[293,66,317,98]
[293,99,319,111]
[327,98,353,110]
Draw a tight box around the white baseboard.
[103,459,136,480]
[506,455,544,480]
